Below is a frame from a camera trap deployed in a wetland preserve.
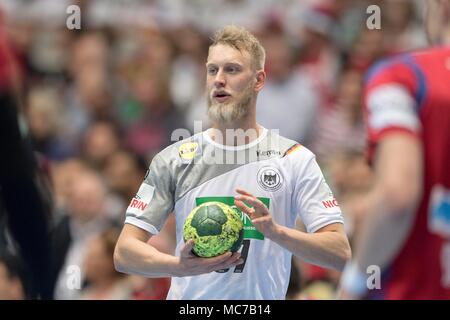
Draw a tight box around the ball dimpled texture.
[183,202,244,257]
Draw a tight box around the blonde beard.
[207,86,253,125]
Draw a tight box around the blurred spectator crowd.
[0,0,429,300]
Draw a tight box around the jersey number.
[216,240,251,274]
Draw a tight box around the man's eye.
[226,66,239,73]
[208,68,217,75]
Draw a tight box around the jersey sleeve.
[124,153,174,235]
[292,149,344,233]
[364,58,422,162]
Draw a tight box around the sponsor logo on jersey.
[257,166,283,192]
[317,178,339,208]
[322,198,339,209]
[129,198,148,211]
[178,142,199,162]
[196,196,269,240]
[127,183,155,216]
[256,150,282,158]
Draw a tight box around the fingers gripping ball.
[183,202,244,257]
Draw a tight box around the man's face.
[206,44,257,124]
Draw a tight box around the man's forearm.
[352,189,417,273]
[268,224,351,271]
[352,134,422,274]
[340,189,417,298]
[340,135,423,298]
[234,190,351,271]
[114,236,181,278]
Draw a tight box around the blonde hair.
[209,25,266,70]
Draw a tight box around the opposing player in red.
[340,0,450,299]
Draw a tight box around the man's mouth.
[213,91,231,103]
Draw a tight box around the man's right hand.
[175,239,243,277]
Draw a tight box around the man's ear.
[254,70,266,92]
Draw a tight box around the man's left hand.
[234,188,279,238]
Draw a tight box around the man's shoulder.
[365,47,450,89]
[265,129,314,158]
[152,129,316,166]
[264,130,296,153]
[409,45,450,60]
[153,131,206,165]
[262,130,316,173]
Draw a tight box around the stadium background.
[0,0,429,299]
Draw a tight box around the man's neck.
[209,119,263,147]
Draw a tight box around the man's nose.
[214,70,226,87]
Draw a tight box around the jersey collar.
[203,127,268,151]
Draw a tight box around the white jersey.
[124,128,344,299]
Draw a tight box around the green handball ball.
[183,202,244,258]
